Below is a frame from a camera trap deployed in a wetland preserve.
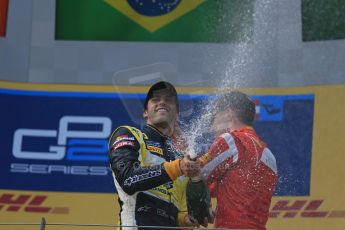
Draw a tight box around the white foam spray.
[181,0,277,157]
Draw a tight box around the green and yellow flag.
[55,0,253,42]
[302,0,345,41]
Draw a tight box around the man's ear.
[143,110,148,120]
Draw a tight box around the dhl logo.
[269,199,345,218]
[0,193,69,214]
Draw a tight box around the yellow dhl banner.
[1,190,345,229]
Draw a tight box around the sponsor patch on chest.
[146,140,162,147]
[147,145,163,155]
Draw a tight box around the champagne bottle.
[186,176,212,224]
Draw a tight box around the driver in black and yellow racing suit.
[108,81,199,229]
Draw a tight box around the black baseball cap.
[144,81,179,110]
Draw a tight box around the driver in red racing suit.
[198,91,278,230]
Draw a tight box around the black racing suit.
[108,124,188,229]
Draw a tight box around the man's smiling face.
[143,88,178,128]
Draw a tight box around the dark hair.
[144,81,179,111]
[215,91,256,125]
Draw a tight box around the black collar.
[143,124,171,142]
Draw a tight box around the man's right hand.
[180,155,200,177]
[184,215,214,228]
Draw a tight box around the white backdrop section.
[0,0,32,82]
[0,0,344,87]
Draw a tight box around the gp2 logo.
[12,116,112,161]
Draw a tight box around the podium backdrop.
[0,81,344,229]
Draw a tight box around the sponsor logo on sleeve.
[113,135,135,145]
[116,135,128,141]
[114,141,135,150]
[111,135,136,150]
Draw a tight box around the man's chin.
[153,120,169,126]
[152,117,173,127]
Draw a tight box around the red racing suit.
[199,126,278,230]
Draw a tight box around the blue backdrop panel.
[0,89,313,195]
